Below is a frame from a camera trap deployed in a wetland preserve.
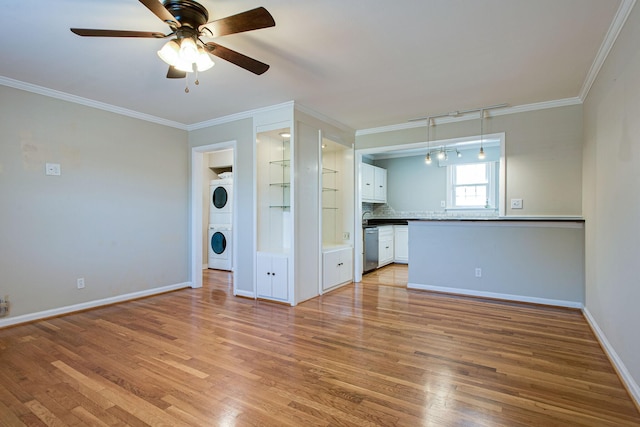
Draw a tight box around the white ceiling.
[1,0,627,131]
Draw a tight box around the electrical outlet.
[0,295,9,317]
[440,200,446,208]
[511,198,523,209]
[343,232,350,240]
[45,163,61,176]
[77,278,85,289]
[475,268,482,278]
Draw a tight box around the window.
[447,162,496,209]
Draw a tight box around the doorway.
[190,141,236,290]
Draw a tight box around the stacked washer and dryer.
[208,175,233,271]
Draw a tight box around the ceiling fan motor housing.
[163,0,209,28]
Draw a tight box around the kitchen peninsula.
[406,218,585,308]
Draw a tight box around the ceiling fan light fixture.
[175,58,194,73]
[179,37,199,63]
[195,48,214,72]
[157,39,180,66]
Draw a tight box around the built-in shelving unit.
[256,126,292,302]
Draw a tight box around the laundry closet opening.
[203,148,234,274]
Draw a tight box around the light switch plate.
[45,163,61,176]
[511,198,523,209]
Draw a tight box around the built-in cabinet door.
[374,167,387,203]
[256,253,272,298]
[361,163,375,200]
[322,247,353,290]
[378,226,394,267]
[394,226,408,263]
[322,250,341,290]
[257,252,288,301]
[271,255,288,300]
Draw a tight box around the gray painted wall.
[583,3,640,394]
[0,86,189,317]
[374,146,500,213]
[408,221,585,305]
[357,105,583,216]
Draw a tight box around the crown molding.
[186,101,295,131]
[355,97,583,136]
[293,103,354,133]
[0,76,187,130]
[579,0,637,101]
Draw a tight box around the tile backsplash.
[362,203,498,220]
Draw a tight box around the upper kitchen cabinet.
[361,163,387,203]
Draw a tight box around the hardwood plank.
[0,265,637,426]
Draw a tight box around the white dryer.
[208,224,232,271]
[209,178,233,225]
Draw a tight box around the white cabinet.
[361,163,375,201]
[394,225,408,264]
[361,163,387,203]
[378,226,394,267]
[322,247,353,290]
[374,166,387,202]
[257,253,288,301]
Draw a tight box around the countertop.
[364,217,584,227]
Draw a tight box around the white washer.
[208,224,232,271]
[209,178,233,225]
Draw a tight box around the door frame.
[190,141,237,289]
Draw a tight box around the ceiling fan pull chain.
[195,68,200,86]
[185,76,190,93]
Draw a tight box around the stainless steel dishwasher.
[363,226,379,273]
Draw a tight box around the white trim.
[355,98,582,136]
[583,307,640,407]
[234,289,255,299]
[202,264,208,270]
[409,220,584,229]
[188,101,294,131]
[294,103,354,133]
[190,141,237,291]
[0,282,191,329]
[407,282,583,309]
[0,76,187,130]
[579,0,637,101]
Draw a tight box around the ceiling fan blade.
[204,42,270,75]
[203,7,275,37]
[71,28,166,38]
[166,66,186,79]
[138,0,181,28]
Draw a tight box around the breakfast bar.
[407,218,585,308]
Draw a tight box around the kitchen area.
[355,129,585,309]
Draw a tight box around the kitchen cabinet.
[394,225,408,264]
[361,163,387,203]
[322,246,353,290]
[257,253,288,301]
[378,226,394,267]
[374,166,387,202]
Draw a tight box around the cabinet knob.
[366,183,371,186]
[267,272,271,275]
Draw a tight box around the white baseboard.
[0,282,192,328]
[583,308,640,408]
[234,289,255,299]
[407,282,583,309]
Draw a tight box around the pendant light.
[478,109,486,160]
[424,117,433,164]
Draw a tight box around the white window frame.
[446,162,497,210]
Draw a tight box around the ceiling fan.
[70,0,275,78]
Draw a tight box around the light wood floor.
[0,265,639,426]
